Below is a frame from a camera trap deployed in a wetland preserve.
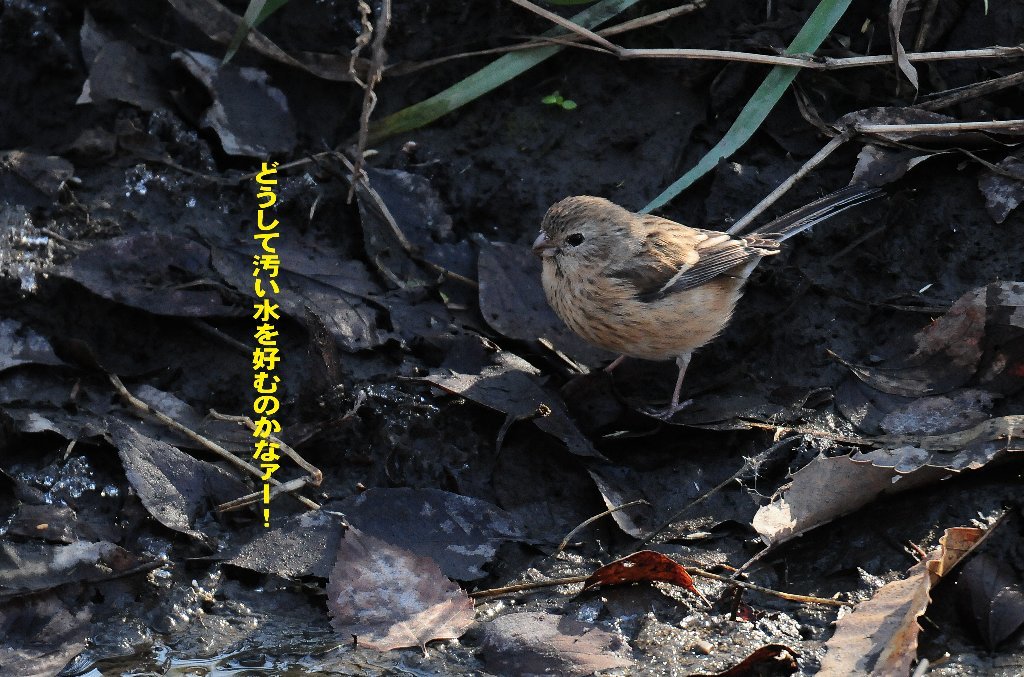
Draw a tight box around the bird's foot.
[640,398,693,421]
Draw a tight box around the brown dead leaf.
[690,643,800,677]
[326,527,474,652]
[582,550,707,604]
[833,285,987,397]
[753,416,1021,548]
[818,526,987,676]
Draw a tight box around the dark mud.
[1,1,1023,675]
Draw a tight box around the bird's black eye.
[565,233,585,246]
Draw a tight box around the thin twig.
[916,69,1024,111]
[469,563,848,607]
[727,133,851,235]
[553,499,650,557]
[509,0,620,53]
[108,373,320,510]
[470,575,590,599]
[348,0,391,203]
[208,410,324,485]
[637,436,801,548]
[854,119,1024,135]
[688,567,849,607]
[388,2,704,77]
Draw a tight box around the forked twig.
[108,373,320,510]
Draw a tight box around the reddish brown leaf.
[326,527,475,651]
[691,643,799,677]
[582,550,707,603]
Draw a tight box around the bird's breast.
[541,261,746,361]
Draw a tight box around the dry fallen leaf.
[582,550,707,604]
[326,526,474,652]
[482,611,632,676]
[819,526,988,676]
[690,643,799,677]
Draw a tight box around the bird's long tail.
[750,184,883,242]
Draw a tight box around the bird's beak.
[532,231,556,258]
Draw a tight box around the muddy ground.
[1,0,1022,675]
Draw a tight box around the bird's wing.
[608,215,779,302]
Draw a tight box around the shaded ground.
[1,0,1022,675]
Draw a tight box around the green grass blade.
[367,0,643,144]
[642,0,854,213]
[224,0,290,64]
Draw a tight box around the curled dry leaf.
[753,416,1021,548]
[752,454,946,548]
[690,643,800,677]
[819,526,987,676]
[326,527,474,652]
[851,144,944,187]
[582,550,707,604]
[887,0,918,91]
[833,285,988,397]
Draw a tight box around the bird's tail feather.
[751,184,883,242]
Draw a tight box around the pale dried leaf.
[326,527,474,651]
[888,0,918,91]
[482,611,632,676]
[752,454,948,547]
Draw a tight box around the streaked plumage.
[532,186,881,417]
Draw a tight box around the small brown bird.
[532,185,881,418]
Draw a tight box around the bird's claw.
[639,399,693,421]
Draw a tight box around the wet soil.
[1,0,1023,675]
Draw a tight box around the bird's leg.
[603,354,627,373]
[668,352,692,409]
[642,352,693,420]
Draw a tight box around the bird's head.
[532,196,632,277]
